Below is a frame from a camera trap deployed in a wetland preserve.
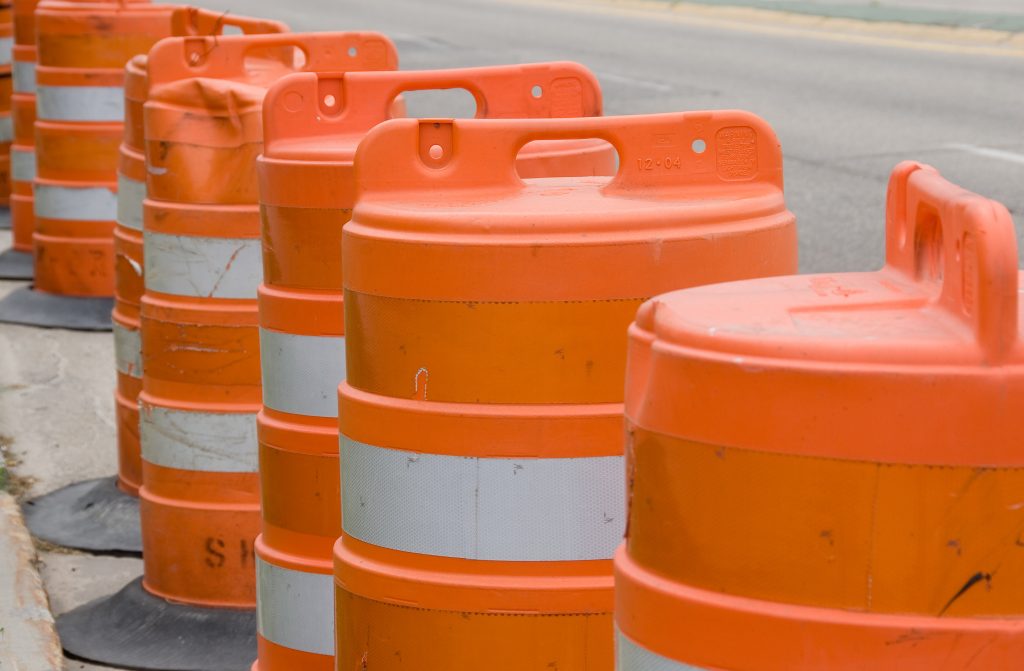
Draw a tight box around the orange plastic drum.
[616,161,1024,671]
[9,44,35,257]
[0,5,12,206]
[33,0,172,297]
[138,31,398,614]
[256,63,614,671]
[6,0,41,266]
[112,7,287,499]
[335,112,798,670]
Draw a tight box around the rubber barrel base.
[0,248,33,280]
[0,209,9,230]
[22,476,142,554]
[58,577,258,671]
[0,285,113,330]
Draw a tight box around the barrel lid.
[628,162,1022,466]
[351,112,788,235]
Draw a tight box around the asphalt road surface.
[197,0,1023,274]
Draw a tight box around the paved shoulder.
[676,0,1024,31]
[0,491,63,671]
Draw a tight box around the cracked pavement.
[0,227,142,671]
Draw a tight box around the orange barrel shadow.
[334,112,798,670]
[48,31,399,671]
[616,161,1024,670]
[255,62,614,671]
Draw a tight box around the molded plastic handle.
[885,161,1018,360]
[146,31,398,89]
[169,7,289,37]
[263,62,603,148]
[354,112,784,195]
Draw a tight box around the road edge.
[514,0,1024,57]
[666,0,1024,32]
[0,491,63,671]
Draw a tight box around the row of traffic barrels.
[1,2,1020,671]
[0,0,15,224]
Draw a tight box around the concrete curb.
[672,0,1024,32]
[0,492,63,671]
[522,0,1024,57]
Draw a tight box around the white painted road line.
[946,143,1024,166]
[597,71,673,93]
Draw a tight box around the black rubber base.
[0,208,9,230]
[0,285,113,330]
[0,248,33,280]
[58,577,258,671]
[22,476,142,554]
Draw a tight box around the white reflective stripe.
[143,232,262,299]
[13,60,36,94]
[11,148,35,183]
[0,37,11,67]
[36,85,125,122]
[341,437,625,561]
[616,628,710,671]
[113,322,141,378]
[0,116,11,143]
[140,406,258,473]
[34,184,117,221]
[256,558,334,656]
[260,330,346,418]
[116,173,145,231]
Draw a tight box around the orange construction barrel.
[255,62,614,671]
[334,112,798,670]
[23,6,288,562]
[109,5,286,537]
[19,0,172,554]
[615,161,1023,671]
[0,0,172,330]
[55,31,398,671]
[0,0,12,209]
[0,0,30,278]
